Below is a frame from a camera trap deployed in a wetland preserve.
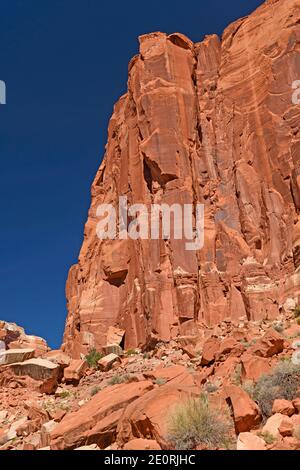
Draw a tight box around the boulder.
[98,353,121,372]
[272,399,295,417]
[50,381,153,450]
[117,384,199,449]
[225,385,261,433]
[9,358,59,394]
[40,421,58,447]
[44,350,71,368]
[0,348,35,366]
[144,365,195,386]
[64,359,88,384]
[292,398,300,413]
[215,338,244,361]
[241,354,271,382]
[279,416,294,437]
[201,337,220,366]
[237,432,266,450]
[247,329,284,358]
[262,413,285,438]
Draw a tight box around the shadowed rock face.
[63,0,300,357]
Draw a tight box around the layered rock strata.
[63,0,300,356]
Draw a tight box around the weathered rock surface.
[237,432,267,451]
[225,385,261,433]
[50,381,153,449]
[62,0,300,357]
[9,358,60,394]
[64,359,88,384]
[0,348,35,366]
[0,321,48,356]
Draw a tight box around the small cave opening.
[143,159,153,192]
[106,269,128,288]
[255,239,262,250]
[120,333,125,350]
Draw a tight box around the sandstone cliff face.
[63,0,300,357]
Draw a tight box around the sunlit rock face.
[63,0,300,357]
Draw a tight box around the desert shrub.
[85,349,103,368]
[126,349,138,356]
[258,431,276,445]
[90,386,100,396]
[59,390,71,399]
[297,318,300,325]
[242,380,255,398]
[253,361,300,418]
[293,307,300,318]
[167,394,232,450]
[155,377,167,386]
[273,322,284,333]
[205,382,219,393]
[108,374,131,386]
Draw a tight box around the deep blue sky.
[0,0,264,348]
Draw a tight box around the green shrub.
[155,377,167,386]
[59,390,71,399]
[90,386,100,396]
[108,374,131,386]
[258,431,276,445]
[253,361,300,418]
[85,349,103,368]
[167,394,232,450]
[126,349,138,356]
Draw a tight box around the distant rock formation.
[63,0,300,357]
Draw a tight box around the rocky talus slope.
[2,0,300,452]
[61,0,300,358]
[1,316,300,450]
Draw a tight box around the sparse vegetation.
[205,382,219,393]
[59,390,71,399]
[90,386,101,396]
[232,364,242,386]
[258,431,276,445]
[239,339,257,349]
[155,377,167,386]
[126,349,138,356]
[242,380,255,397]
[293,426,300,441]
[108,374,131,386]
[167,394,232,450]
[85,349,104,368]
[273,322,284,333]
[293,306,300,318]
[252,360,300,418]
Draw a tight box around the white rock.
[0,410,8,422]
[0,348,35,365]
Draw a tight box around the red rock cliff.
[63,0,300,357]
